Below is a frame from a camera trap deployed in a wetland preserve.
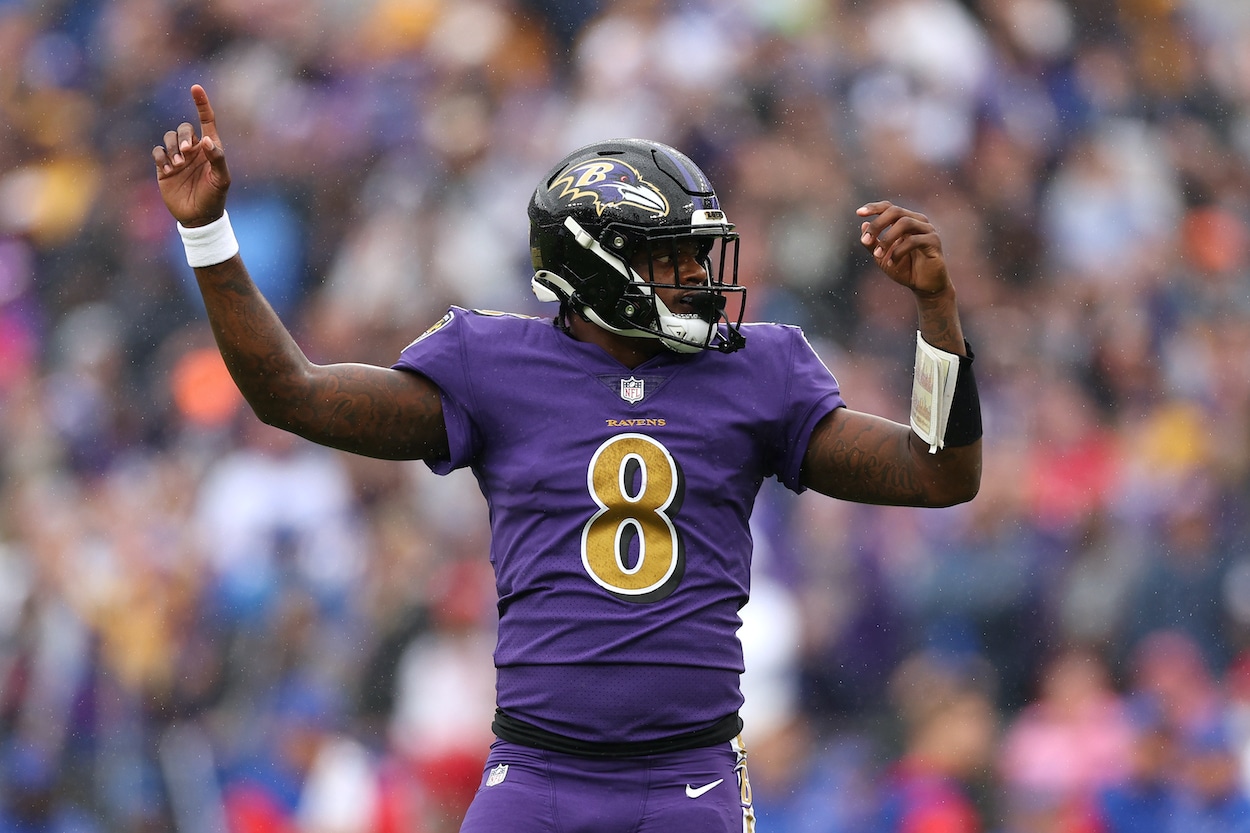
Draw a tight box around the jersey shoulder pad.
[404,306,548,351]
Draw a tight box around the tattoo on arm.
[801,411,926,504]
[196,258,449,460]
[915,288,967,356]
[800,409,980,507]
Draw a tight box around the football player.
[154,84,981,833]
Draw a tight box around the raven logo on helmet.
[549,160,670,218]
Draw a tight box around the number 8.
[581,433,685,602]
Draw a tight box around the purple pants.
[459,738,756,833]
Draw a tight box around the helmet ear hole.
[615,292,656,328]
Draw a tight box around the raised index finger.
[190,84,221,145]
[856,201,895,217]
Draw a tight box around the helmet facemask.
[533,214,745,354]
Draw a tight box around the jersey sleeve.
[391,307,480,475]
[775,327,845,493]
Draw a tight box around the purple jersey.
[394,307,844,743]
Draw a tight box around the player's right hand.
[153,84,231,228]
[856,201,950,297]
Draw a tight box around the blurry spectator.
[870,650,999,833]
[748,718,879,833]
[1226,653,1250,797]
[1040,120,1183,290]
[1126,630,1225,741]
[997,646,1135,831]
[1118,483,1239,674]
[387,560,495,831]
[295,733,382,833]
[738,570,803,744]
[219,677,342,833]
[741,567,883,832]
[1091,699,1176,833]
[0,739,99,833]
[193,419,366,627]
[1166,720,1250,833]
[1053,508,1144,660]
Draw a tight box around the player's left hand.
[856,201,950,296]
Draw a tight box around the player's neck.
[566,315,665,369]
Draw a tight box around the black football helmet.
[529,139,746,353]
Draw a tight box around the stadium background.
[3,0,1250,830]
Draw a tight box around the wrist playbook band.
[910,334,982,453]
[177,211,239,268]
[943,343,982,449]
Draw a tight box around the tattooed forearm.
[801,410,924,504]
[800,408,980,507]
[193,257,448,460]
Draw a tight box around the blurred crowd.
[3,0,1250,831]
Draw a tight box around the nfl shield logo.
[620,377,645,403]
[486,763,509,787]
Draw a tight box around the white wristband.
[177,211,239,268]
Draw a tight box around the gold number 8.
[581,433,684,602]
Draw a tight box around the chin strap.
[532,216,742,353]
[533,268,720,353]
